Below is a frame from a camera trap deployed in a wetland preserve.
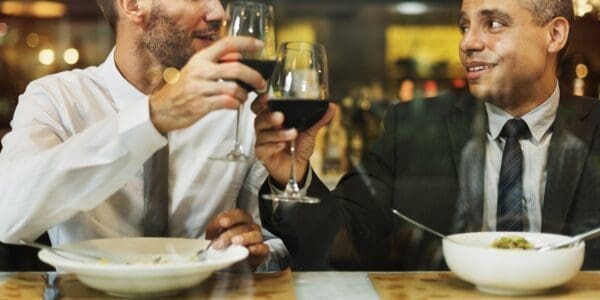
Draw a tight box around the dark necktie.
[143,145,169,237]
[497,118,529,231]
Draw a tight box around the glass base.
[262,193,320,204]
[209,151,249,162]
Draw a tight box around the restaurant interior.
[1,0,598,180]
[0,0,599,291]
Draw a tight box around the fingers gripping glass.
[262,42,329,204]
[209,1,276,162]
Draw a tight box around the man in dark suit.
[252,0,600,270]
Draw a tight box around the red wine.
[235,59,276,91]
[268,100,329,131]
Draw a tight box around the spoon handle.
[392,209,447,239]
[196,239,214,261]
[538,227,600,251]
[573,227,600,243]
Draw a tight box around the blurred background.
[0,0,599,182]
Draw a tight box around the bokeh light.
[63,48,80,65]
[38,48,55,65]
[26,33,40,48]
[163,67,181,84]
[0,1,66,18]
[575,64,589,79]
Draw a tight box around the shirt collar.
[100,48,147,110]
[485,82,560,143]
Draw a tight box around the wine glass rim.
[280,41,325,51]
[228,1,273,10]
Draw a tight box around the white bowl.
[39,238,248,297]
[443,232,584,296]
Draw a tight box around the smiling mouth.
[467,65,493,72]
[465,63,497,80]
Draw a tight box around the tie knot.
[500,118,529,139]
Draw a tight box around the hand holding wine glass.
[149,36,265,134]
[255,42,336,203]
[210,1,276,162]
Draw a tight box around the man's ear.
[546,16,570,55]
[116,0,147,25]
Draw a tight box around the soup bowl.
[39,237,248,297]
[443,231,584,295]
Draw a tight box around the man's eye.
[459,25,469,34]
[488,20,504,29]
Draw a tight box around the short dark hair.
[96,0,118,32]
[519,0,574,63]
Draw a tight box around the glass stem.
[233,104,243,154]
[285,139,301,194]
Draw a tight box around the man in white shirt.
[0,0,287,270]
[253,0,600,270]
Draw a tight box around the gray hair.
[520,0,574,65]
[520,0,574,25]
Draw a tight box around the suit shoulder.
[561,94,600,114]
[386,93,472,120]
[564,94,600,105]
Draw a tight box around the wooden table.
[0,270,296,299]
[1,270,599,299]
[369,272,600,299]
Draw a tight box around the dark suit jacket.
[260,90,600,271]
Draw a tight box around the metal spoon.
[391,209,600,251]
[194,240,214,261]
[392,209,447,239]
[537,227,600,251]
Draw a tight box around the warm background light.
[576,64,589,79]
[26,32,40,48]
[277,23,315,44]
[0,22,7,37]
[63,48,79,65]
[1,0,67,18]
[573,0,600,17]
[38,48,55,65]
[386,26,463,78]
[394,2,428,15]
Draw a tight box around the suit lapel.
[447,95,487,232]
[542,94,599,233]
[447,95,476,178]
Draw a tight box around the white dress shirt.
[483,83,560,232]
[0,49,288,270]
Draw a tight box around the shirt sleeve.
[0,80,166,243]
[257,227,291,272]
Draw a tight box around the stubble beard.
[141,5,193,70]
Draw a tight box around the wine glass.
[263,42,329,203]
[210,1,277,162]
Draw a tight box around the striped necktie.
[143,145,169,237]
[497,118,529,231]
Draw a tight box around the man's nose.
[459,28,485,54]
